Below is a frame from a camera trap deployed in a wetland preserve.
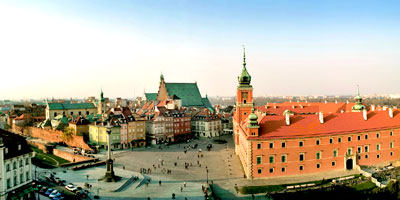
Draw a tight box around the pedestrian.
[172,193,176,199]
[123,166,125,170]
[147,197,150,200]
[184,198,188,200]
[159,180,162,186]
[174,162,177,166]
[184,182,186,187]
[252,194,255,200]
[181,186,183,192]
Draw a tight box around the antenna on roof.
[357,84,360,96]
[242,44,246,67]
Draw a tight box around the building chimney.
[292,105,295,109]
[389,107,393,118]
[383,106,388,111]
[325,100,327,104]
[335,100,338,104]
[300,105,303,109]
[285,112,290,126]
[265,105,268,109]
[371,105,375,111]
[274,104,276,109]
[363,109,367,120]
[289,100,292,103]
[306,100,308,103]
[319,112,324,124]
[346,100,349,104]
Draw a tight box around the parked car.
[65,184,77,192]
[39,186,48,194]
[45,188,53,196]
[50,191,62,198]
[49,190,59,198]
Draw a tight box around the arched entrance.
[346,159,353,170]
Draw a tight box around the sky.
[1,0,400,100]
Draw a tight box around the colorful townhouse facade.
[88,122,121,149]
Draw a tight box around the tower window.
[316,139,320,145]
[299,141,304,147]
[243,100,247,103]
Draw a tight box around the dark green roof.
[145,93,158,101]
[201,97,213,110]
[48,103,96,110]
[165,83,204,107]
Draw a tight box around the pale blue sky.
[1,0,400,99]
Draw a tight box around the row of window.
[258,132,394,149]
[6,171,30,189]
[5,158,30,172]
[53,111,92,117]
[257,152,395,174]
[257,144,394,164]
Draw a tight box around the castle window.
[365,154,368,159]
[332,161,336,166]
[281,154,287,163]
[281,142,286,148]
[391,152,394,156]
[365,134,368,139]
[243,100,247,104]
[376,133,380,138]
[256,156,262,164]
[377,154,380,159]
[299,165,304,171]
[299,153,305,161]
[365,145,369,153]
[357,146,362,154]
[269,155,275,164]
[329,138,333,144]
[357,135,361,140]
[317,163,321,168]
[257,143,261,149]
[257,168,262,174]
[338,137,342,143]
[333,150,338,157]
[299,141,304,147]
[269,168,274,173]
[377,143,381,151]
[348,136,352,142]
[316,139,320,145]
[316,151,321,159]
[390,131,393,136]
[269,142,274,149]
[347,148,352,155]
[390,141,394,148]
[281,167,286,172]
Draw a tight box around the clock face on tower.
[242,92,248,99]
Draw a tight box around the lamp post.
[206,166,209,184]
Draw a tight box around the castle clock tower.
[235,46,254,124]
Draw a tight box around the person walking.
[184,182,186,187]
[180,186,183,192]
[159,180,162,186]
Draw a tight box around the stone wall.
[14,126,92,150]
[53,149,92,163]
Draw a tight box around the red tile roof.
[243,110,400,140]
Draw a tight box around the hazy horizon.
[1,0,400,99]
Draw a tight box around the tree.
[62,127,74,142]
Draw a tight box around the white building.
[0,129,33,200]
[191,109,222,138]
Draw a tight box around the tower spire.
[243,45,246,68]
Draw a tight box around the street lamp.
[206,166,209,184]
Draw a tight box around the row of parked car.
[39,186,64,200]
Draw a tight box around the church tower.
[352,85,366,112]
[235,46,254,124]
[98,89,106,114]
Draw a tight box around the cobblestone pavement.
[41,135,361,199]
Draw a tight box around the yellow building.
[88,123,120,149]
[126,115,146,147]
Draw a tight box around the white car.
[65,184,77,192]
[49,190,59,198]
